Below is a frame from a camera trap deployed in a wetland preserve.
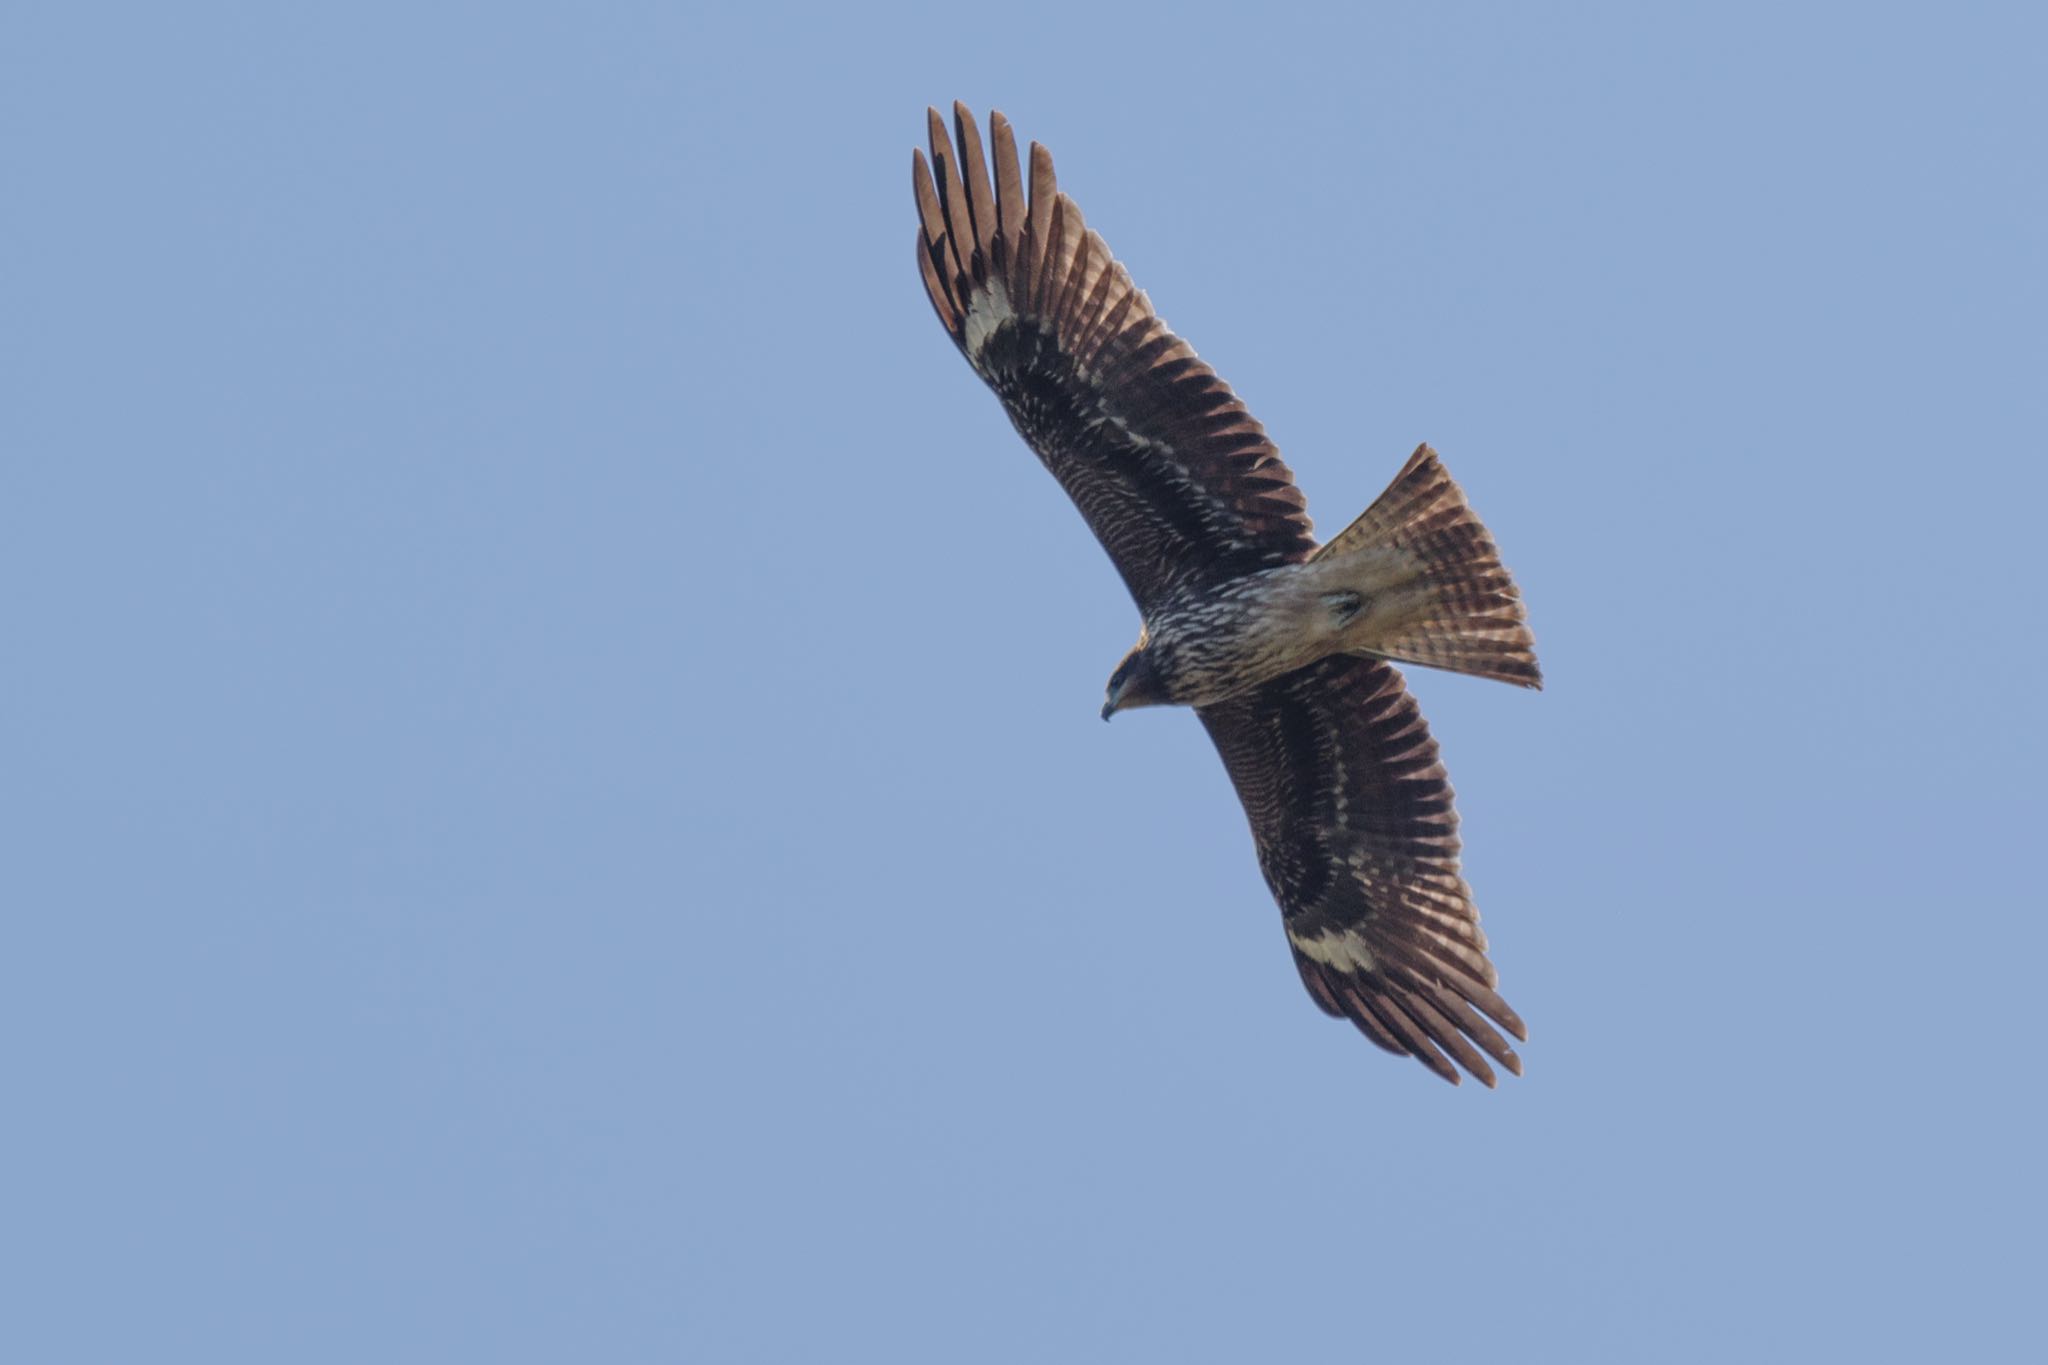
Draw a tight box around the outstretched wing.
[1199,657,1528,1086]
[914,103,1315,612]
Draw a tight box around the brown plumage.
[913,104,1540,1086]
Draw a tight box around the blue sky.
[5,2,2043,1360]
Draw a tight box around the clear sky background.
[6,2,2043,1360]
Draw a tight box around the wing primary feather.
[1397,990,1498,1088]
[1324,956,1501,1086]
[1026,142,1057,306]
[911,149,944,252]
[927,107,972,288]
[1293,954,1347,1017]
[989,113,1024,249]
[1413,978,1524,1076]
[911,151,961,329]
[1334,982,1409,1056]
[950,101,998,270]
[1349,985,1460,1084]
[1034,189,1068,316]
[1373,934,1526,1040]
[916,232,958,332]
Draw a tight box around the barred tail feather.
[1311,445,1542,689]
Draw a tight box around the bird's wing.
[914,104,1317,612]
[1198,656,1527,1086]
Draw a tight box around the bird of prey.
[912,104,1541,1086]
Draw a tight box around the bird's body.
[1134,567,1367,711]
[914,105,1541,1086]
[1114,454,1544,713]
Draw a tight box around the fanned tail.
[1310,445,1542,689]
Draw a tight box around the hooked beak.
[1101,697,1116,722]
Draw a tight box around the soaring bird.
[913,105,1541,1086]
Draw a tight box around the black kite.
[913,105,1541,1086]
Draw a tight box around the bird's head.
[1102,645,1167,721]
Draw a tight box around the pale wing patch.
[962,278,1015,364]
[1286,924,1377,973]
